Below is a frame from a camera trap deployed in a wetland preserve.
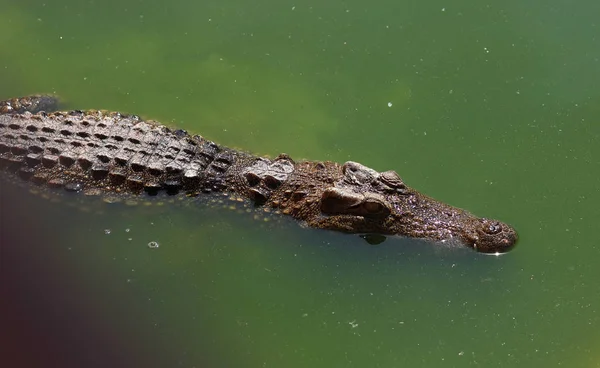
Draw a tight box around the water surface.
[1,0,599,367]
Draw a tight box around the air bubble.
[147,241,159,249]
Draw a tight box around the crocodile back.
[0,110,244,196]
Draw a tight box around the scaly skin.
[0,95,518,253]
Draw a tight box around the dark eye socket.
[483,221,502,235]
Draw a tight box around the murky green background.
[1,0,599,367]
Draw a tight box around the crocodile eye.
[379,170,406,189]
[363,200,387,215]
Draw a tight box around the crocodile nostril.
[486,223,501,234]
[481,219,502,235]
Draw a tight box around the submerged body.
[0,95,517,253]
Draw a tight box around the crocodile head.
[313,161,517,253]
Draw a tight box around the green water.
[1,0,599,367]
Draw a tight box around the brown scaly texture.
[0,95,518,253]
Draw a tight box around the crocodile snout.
[464,218,518,254]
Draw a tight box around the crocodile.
[0,95,518,253]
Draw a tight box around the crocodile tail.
[0,95,60,115]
